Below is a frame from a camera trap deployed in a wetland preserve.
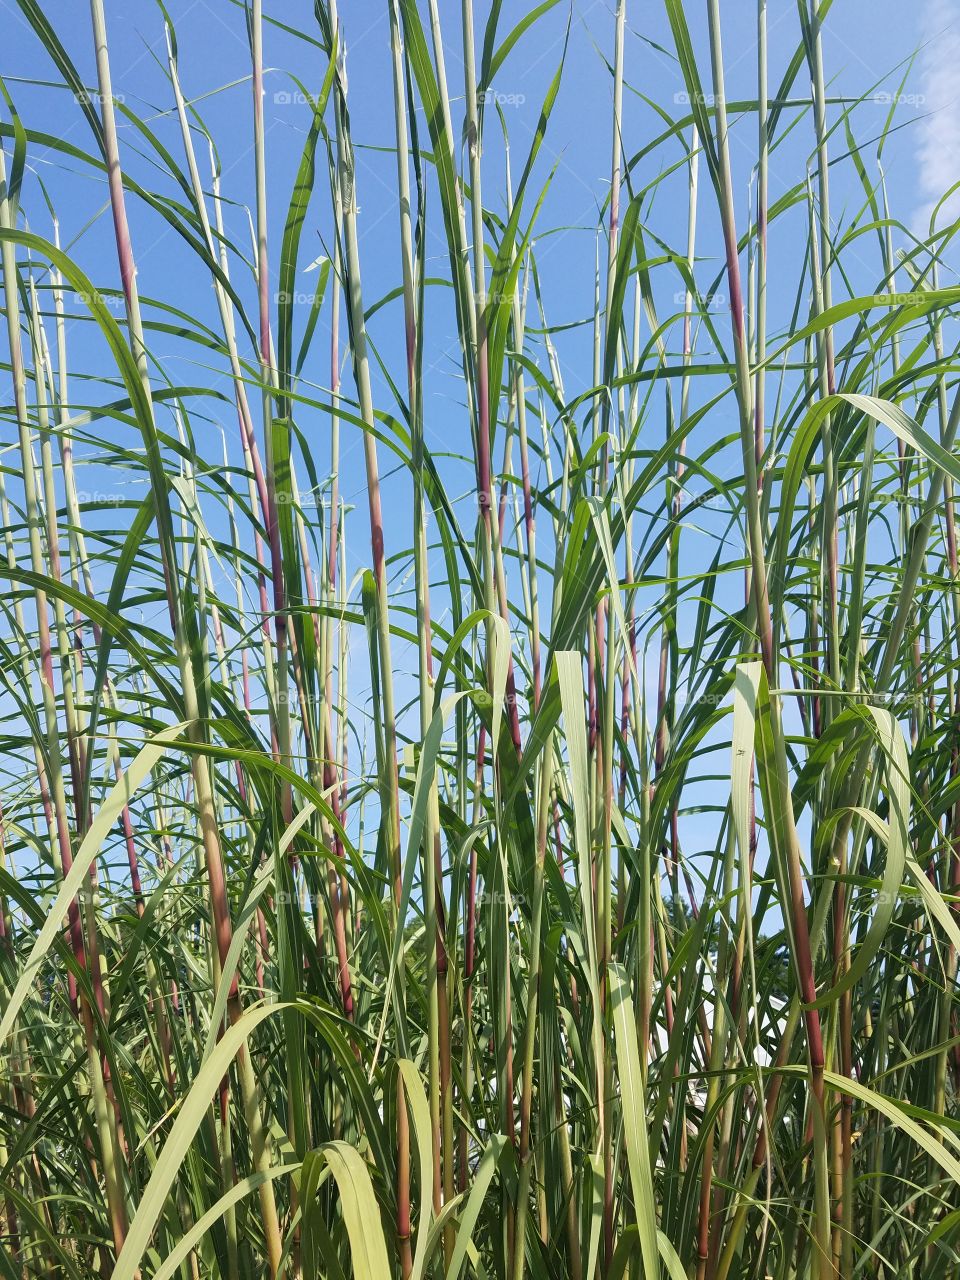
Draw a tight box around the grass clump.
[1,1,959,1277]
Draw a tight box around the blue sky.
[1,0,950,459]
[2,0,950,444]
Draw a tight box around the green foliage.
[0,1,959,1278]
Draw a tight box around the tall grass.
[1,1,959,1277]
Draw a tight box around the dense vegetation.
[1,1,959,1277]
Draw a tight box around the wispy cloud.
[913,0,960,235]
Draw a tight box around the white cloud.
[913,0,960,235]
